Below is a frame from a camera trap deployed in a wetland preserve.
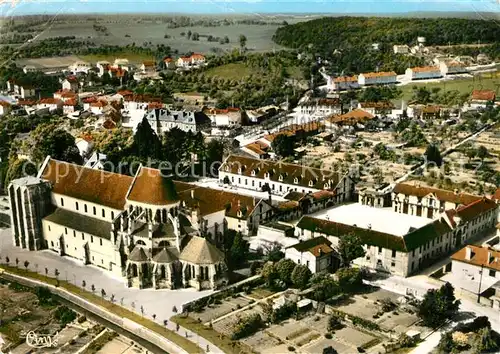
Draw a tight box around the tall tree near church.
[132,117,162,161]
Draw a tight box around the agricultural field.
[204,62,304,81]
[399,73,500,101]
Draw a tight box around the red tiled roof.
[117,90,133,97]
[455,197,497,222]
[361,71,397,78]
[102,119,116,130]
[327,109,374,125]
[91,101,107,108]
[163,57,174,62]
[333,75,358,83]
[359,101,395,109]
[38,98,62,105]
[142,60,155,66]
[148,102,164,109]
[40,158,133,210]
[65,76,78,83]
[452,245,500,272]
[471,90,496,102]
[127,167,179,206]
[124,94,161,103]
[17,99,36,106]
[0,100,11,107]
[64,99,77,107]
[393,183,482,206]
[409,66,440,73]
[493,188,500,201]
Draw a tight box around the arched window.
[205,266,209,280]
[136,240,146,246]
[158,240,170,248]
[132,264,138,277]
[161,265,166,278]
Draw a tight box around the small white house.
[0,100,11,116]
[405,66,442,81]
[440,61,468,76]
[62,77,79,92]
[393,45,409,54]
[358,72,397,86]
[285,236,337,274]
[68,61,92,74]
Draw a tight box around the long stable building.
[8,157,275,290]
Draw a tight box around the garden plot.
[212,306,263,337]
[377,310,420,334]
[189,295,254,324]
[241,331,282,353]
[334,327,377,348]
[332,297,380,319]
[302,338,353,354]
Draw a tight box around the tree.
[111,294,115,302]
[140,305,144,316]
[31,126,83,165]
[23,260,29,271]
[476,145,488,162]
[472,327,498,353]
[372,167,384,185]
[291,264,312,289]
[54,268,59,278]
[132,117,162,161]
[44,267,48,275]
[418,282,460,328]
[91,284,96,293]
[4,256,9,265]
[336,268,362,292]
[82,280,86,289]
[424,143,443,167]
[4,159,37,189]
[262,241,284,262]
[239,34,247,53]
[261,262,278,287]
[276,258,297,285]
[101,289,106,298]
[227,231,249,271]
[327,315,343,331]
[337,233,365,267]
[152,314,157,320]
[272,134,295,158]
[15,258,19,268]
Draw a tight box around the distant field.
[79,52,156,64]
[399,74,500,100]
[20,21,289,55]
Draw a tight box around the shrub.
[231,314,263,340]
[327,315,343,331]
[351,316,380,331]
[250,261,261,275]
[288,346,295,351]
[54,306,77,326]
[291,264,312,289]
[380,298,396,312]
[77,315,86,323]
[271,301,297,324]
[324,333,333,339]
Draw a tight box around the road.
[0,227,223,354]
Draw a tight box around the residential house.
[96,61,111,77]
[145,108,211,134]
[163,57,176,69]
[54,90,78,103]
[36,98,63,112]
[204,107,243,127]
[7,80,36,99]
[241,142,270,159]
[440,61,468,76]
[90,100,108,115]
[393,45,410,54]
[63,100,78,115]
[451,245,500,308]
[23,65,37,74]
[358,72,397,86]
[219,154,355,201]
[467,90,497,110]
[299,98,342,116]
[140,61,156,74]
[358,101,395,116]
[246,105,279,124]
[285,236,338,273]
[75,137,94,158]
[68,61,92,74]
[405,66,442,81]
[327,75,359,91]
[325,109,374,130]
[0,100,12,116]
[62,76,79,92]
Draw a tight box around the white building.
[36,98,63,112]
[62,76,79,92]
[84,152,108,170]
[145,108,211,134]
[285,236,337,273]
[358,72,397,86]
[405,66,442,81]
[440,61,468,76]
[204,108,242,127]
[219,155,355,202]
[327,76,359,91]
[298,98,342,116]
[295,204,454,276]
[393,45,410,54]
[23,65,37,74]
[0,100,12,116]
[68,61,92,74]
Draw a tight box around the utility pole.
[477,264,484,303]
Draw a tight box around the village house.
[358,101,395,116]
[358,71,397,86]
[466,90,497,110]
[327,75,359,91]
[219,155,355,202]
[63,100,78,115]
[325,109,374,130]
[241,142,271,160]
[36,98,63,112]
[204,107,243,127]
[23,65,37,74]
[451,245,500,308]
[96,61,111,77]
[89,100,108,115]
[246,105,279,124]
[68,61,92,74]
[393,45,410,54]
[62,76,79,92]
[405,66,442,81]
[7,80,36,99]
[163,57,176,69]
[0,100,12,116]
[54,90,78,103]
[439,60,468,76]
[299,98,342,116]
[140,60,156,74]
[285,236,338,274]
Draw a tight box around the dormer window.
[237,210,242,218]
[264,172,269,178]
[225,166,229,172]
[324,183,330,189]
[309,180,314,187]
[238,167,242,174]
[251,169,256,176]
[294,177,299,184]
[279,174,284,182]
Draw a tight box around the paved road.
[0,228,223,354]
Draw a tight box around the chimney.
[465,246,472,260]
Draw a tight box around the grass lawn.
[79,51,156,64]
[204,62,256,80]
[247,288,275,300]
[0,265,202,354]
[399,74,500,101]
[172,315,253,354]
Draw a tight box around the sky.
[0,0,498,16]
